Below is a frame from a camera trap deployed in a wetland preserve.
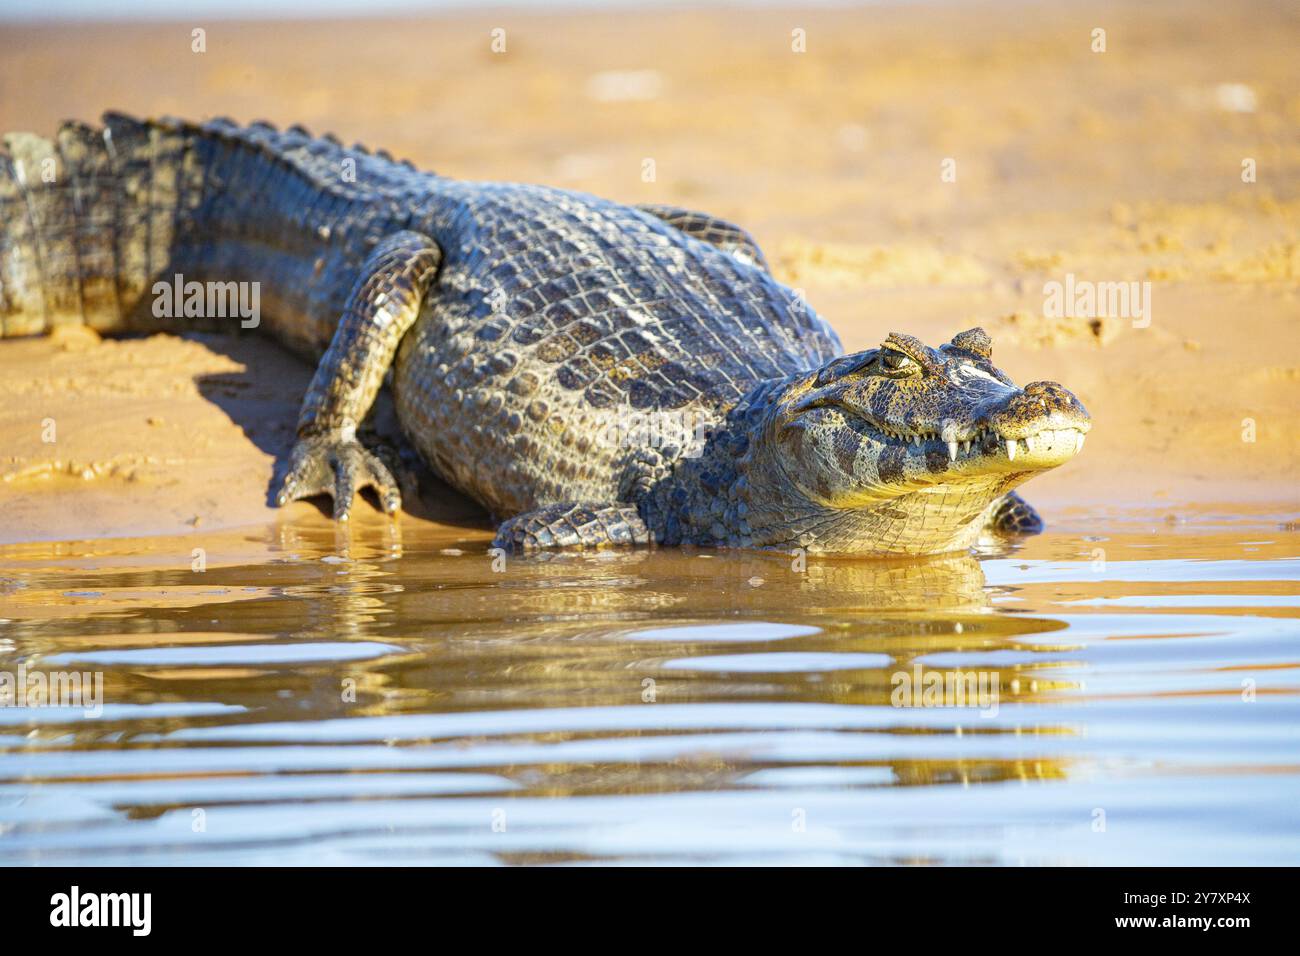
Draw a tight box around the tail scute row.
[0,113,199,337]
[1,111,433,339]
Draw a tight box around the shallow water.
[1,507,1297,866]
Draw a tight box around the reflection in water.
[0,513,1297,865]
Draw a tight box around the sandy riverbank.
[1,1,1297,544]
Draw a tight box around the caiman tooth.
[1006,438,1018,461]
[947,441,958,461]
[962,440,971,454]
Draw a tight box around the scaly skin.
[1,113,1090,555]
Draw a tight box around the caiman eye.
[881,349,913,372]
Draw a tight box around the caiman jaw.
[994,425,1086,467]
[848,420,1088,472]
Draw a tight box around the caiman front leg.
[276,231,442,520]
[987,491,1044,535]
[493,504,652,553]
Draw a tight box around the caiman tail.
[0,113,200,339]
[0,112,406,355]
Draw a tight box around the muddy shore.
[1,1,1296,544]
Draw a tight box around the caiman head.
[738,327,1091,554]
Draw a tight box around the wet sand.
[1,0,1298,543]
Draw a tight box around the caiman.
[0,113,1090,555]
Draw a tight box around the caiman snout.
[993,381,1091,436]
[981,380,1091,468]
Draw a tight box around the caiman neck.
[638,374,813,549]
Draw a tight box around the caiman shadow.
[186,330,487,530]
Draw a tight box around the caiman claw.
[275,431,402,521]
